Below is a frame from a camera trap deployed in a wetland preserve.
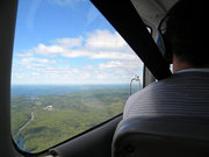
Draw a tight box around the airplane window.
[11,0,144,153]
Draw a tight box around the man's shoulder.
[123,71,209,119]
[123,80,161,118]
[129,76,172,100]
[130,71,209,100]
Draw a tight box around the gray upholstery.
[124,71,209,119]
[113,116,209,157]
[113,71,209,157]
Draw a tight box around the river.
[15,112,34,150]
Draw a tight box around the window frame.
[10,0,146,154]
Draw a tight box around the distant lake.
[11,84,140,97]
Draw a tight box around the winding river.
[15,112,34,150]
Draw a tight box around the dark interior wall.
[50,116,122,157]
[0,0,18,156]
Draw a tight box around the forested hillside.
[11,85,140,152]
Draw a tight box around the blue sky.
[12,0,143,85]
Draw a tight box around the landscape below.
[11,84,141,153]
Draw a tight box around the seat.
[112,116,209,157]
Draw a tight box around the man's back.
[123,70,209,120]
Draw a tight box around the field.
[11,85,141,153]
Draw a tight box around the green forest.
[11,87,131,153]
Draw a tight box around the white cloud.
[31,72,41,76]
[90,51,136,60]
[99,61,123,69]
[61,49,137,60]
[99,59,142,69]
[13,29,143,85]
[17,57,56,73]
[32,44,64,54]
[17,52,33,57]
[54,37,82,48]
[62,49,92,58]
[20,57,54,65]
[12,62,143,85]
[18,30,135,60]
[86,30,126,50]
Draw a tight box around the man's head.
[163,0,208,71]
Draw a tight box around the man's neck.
[172,55,193,72]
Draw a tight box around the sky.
[12,0,143,85]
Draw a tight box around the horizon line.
[11,83,133,86]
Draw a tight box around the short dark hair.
[166,0,208,67]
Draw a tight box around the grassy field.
[11,87,131,152]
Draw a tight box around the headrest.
[112,116,209,157]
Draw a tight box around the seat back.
[112,116,209,157]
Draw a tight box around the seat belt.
[90,0,172,80]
